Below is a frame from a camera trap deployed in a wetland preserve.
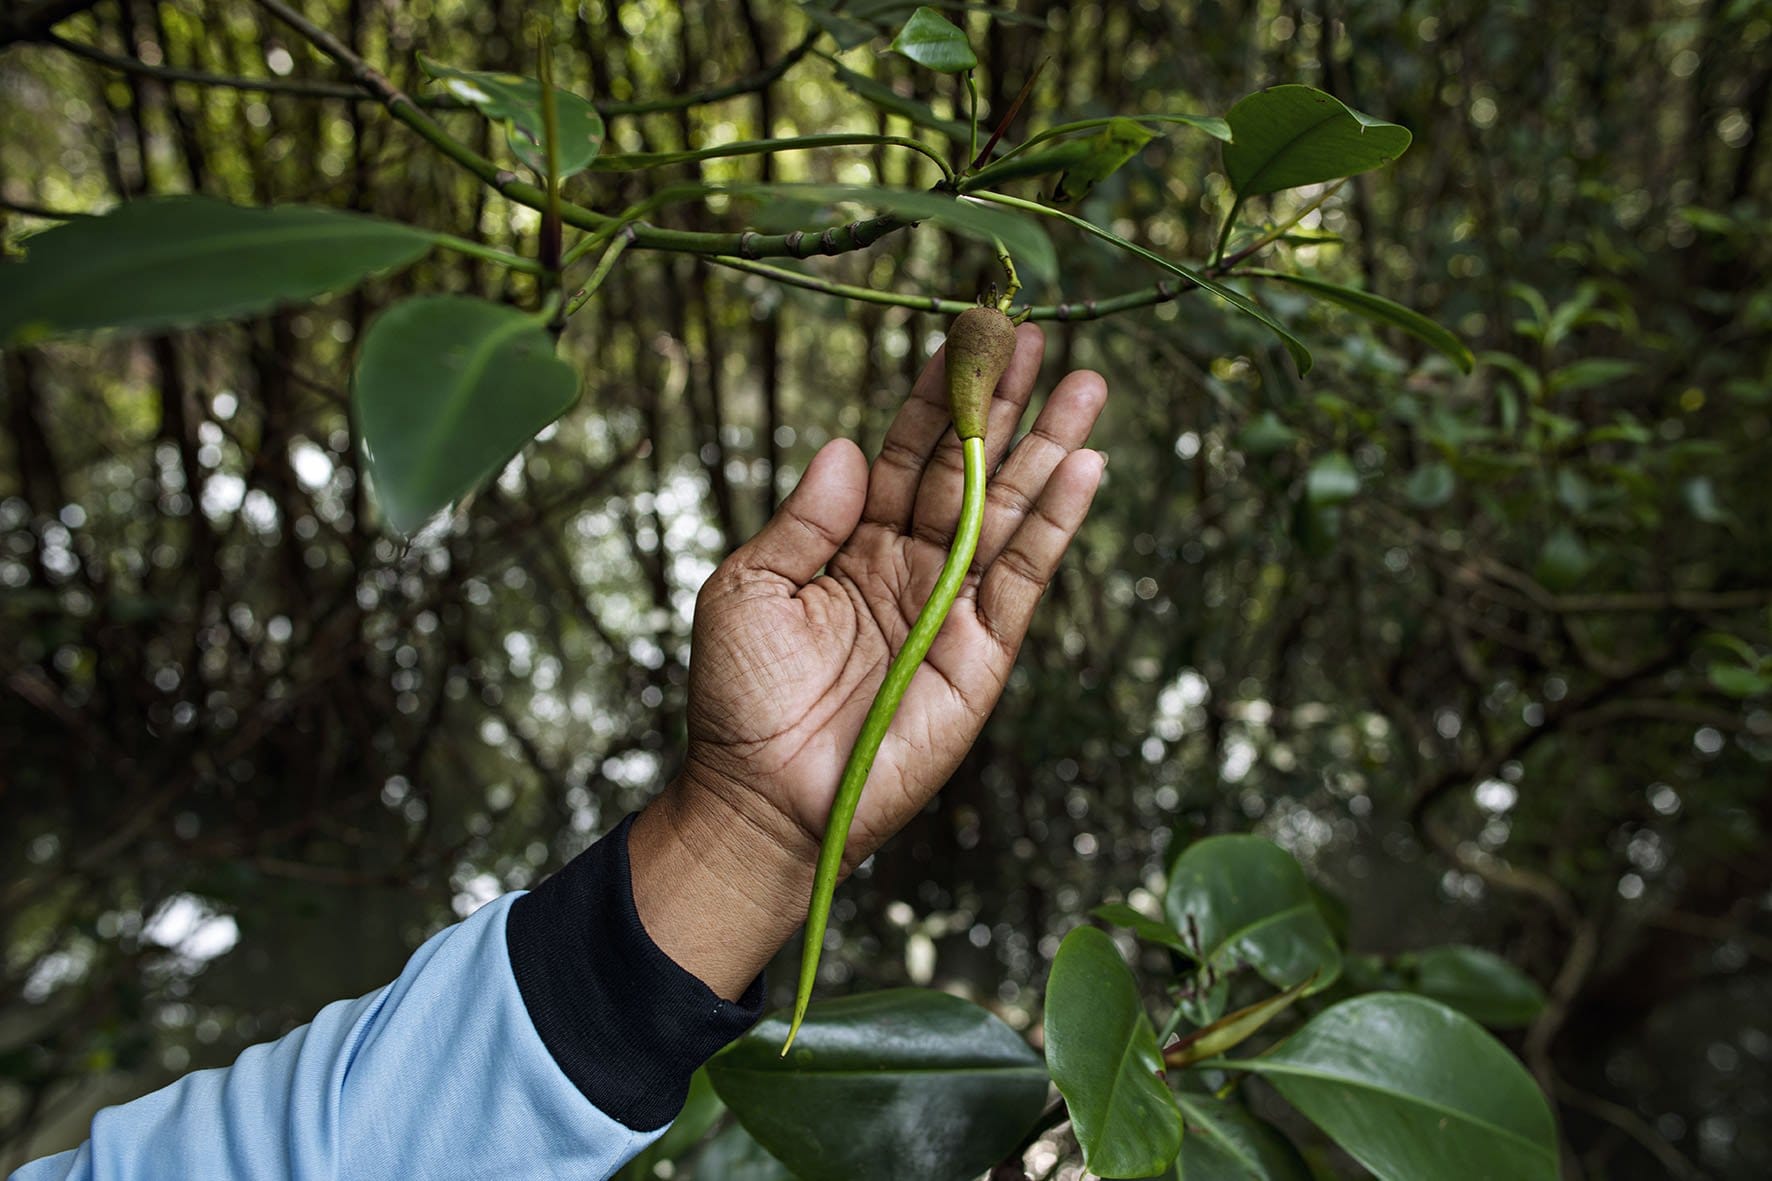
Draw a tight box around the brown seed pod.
[944,306,1016,442]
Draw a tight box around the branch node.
[818,227,839,254]
[737,230,760,260]
[785,230,806,256]
[1056,302,1072,321]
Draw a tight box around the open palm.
[682,324,1106,873]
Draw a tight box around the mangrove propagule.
[782,306,1018,1055]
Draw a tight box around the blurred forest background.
[2,0,1770,1177]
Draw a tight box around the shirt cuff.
[505,811,766,1131]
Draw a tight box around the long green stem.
[594,133,952,182]
[965,71,980,171]
[706,255,1200,321]
[563,234,631,318]
[1211,195,1244,267]
[783,435,988,1055]
[428,231,545,273]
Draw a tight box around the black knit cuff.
[506,812,766,1131]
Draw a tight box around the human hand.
[630,324,1106,997]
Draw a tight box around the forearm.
[11,817,765,1181]
[628,764,818,1000]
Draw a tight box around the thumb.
[728,438,867,585]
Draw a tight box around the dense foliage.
[2,1,1769,1177]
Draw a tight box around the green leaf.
[1243,270,1474,372]
[1480,350,1544,402]
[1178,974,1233,1031]
[727,183,1056,282]
[1174,1091,1312,1181]
[0,197,434,345]
[417,55,605,177]
[1165,974,1316,1067]
[1700,631,1761,666]
[1164,836,1342,994]
[1222,85,1412,199]
[1546,357,1639,396]
[1216,994,1559,1181]
[970,115,1227,188]
[1404,462,1456,508]
[1235,412,1301,457]
[354,296,579,536]
[613,1068,725,1179]
[1045,927,1185,1178]
[1052,118,1157,202]
[1709,663,1772,698]
[1534,526,1592,591]
[827,59,971,141]
[1092,903,1194,954]
[887,6,978,72]
[1398,946,1546,1029]
[1306,453,1361,506]
[689,1125,798,1181]
[706,989,1048,1181]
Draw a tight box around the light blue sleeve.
[8,894,660,1181]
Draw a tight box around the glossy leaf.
[1052,118,1157,202]
[354,296,579,535]
[613,1068,724,1179]
[1219,994,1559,1181]
[0,197,434,345]
[1174,1091,1312,1181]
[417,56,604,176]
[1306,453,1361,506]
[887,6,977,72]
[689,1125,798,1181]
[1165,974,1315,1068]
[1710,663,1772,697]
[1403,946,1546,1029]
[1092,903,1193,955]
[1045,927,1184,1178]
[706,989,1048,1181]
[728,183,1056,282]
[1223,85,1412,199]
[1164,836,1342,994]
[1177,974,1233,1030]
[1244,270,1474,372]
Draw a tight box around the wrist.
[628,764,816,1001]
